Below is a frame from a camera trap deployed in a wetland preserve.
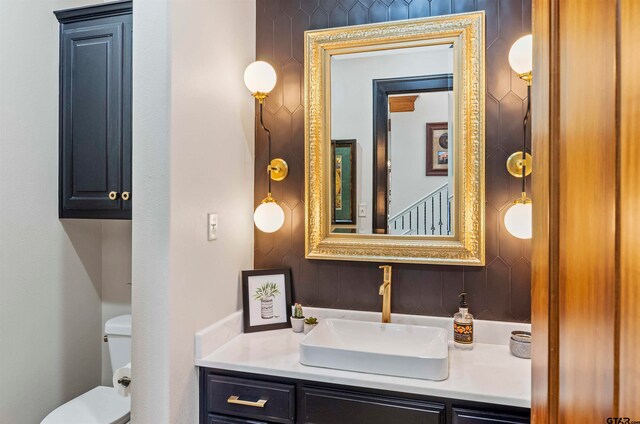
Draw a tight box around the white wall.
[331,46,453,233]
[101,221,132,385]
[0,1,108,422]
[132,1,256,423]
[388,92,449,216]
[131,0,172,420]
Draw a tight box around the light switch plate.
[358,203,367,217]
[207,213,218,241]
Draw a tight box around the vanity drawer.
[207,414,268,424]
[452,407,530,424]
[205,375,295,424]
[300,386,445,424]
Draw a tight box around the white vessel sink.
[299,319,449,380]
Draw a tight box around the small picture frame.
[241,268,292,333]
[426,122,449,176]
[331,139,357,226]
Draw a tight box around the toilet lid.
[41,386,130,424]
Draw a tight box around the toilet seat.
[41,386,130,424]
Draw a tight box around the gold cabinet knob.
[122,191,130,201]
[108,191,119,200]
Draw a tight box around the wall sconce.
[504,35,533,239]
[244,61,289,233]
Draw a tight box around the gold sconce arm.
[517,71,532,85]
[506,152,533,178]
[252,92,268,103]
[268,158,288,181]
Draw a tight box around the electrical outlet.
[207,213,218,241]
[358,203,367,217]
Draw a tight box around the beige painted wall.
[101,221,132,385]
[388,91,450,217]
[132,1,256,423]
[0,1,109,422]
[131,1,172,420]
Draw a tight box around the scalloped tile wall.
[255,0,532,322]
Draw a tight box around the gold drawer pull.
[108,191,119,200]
[122,191,130,201]
[227,395,267,408]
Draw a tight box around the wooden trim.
[531,0,559,422]
[531,0,640,421]
[618,0,640,416]
[557,1,617,421]
[54,0,132,23]
[388,95,419,112]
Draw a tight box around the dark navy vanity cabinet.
[54,1,132,219]
[199,368,530,424]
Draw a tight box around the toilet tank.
[105,314,131,372]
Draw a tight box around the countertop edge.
[195,357,530,409]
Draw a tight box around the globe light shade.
[508,34,533,75]
[254,200,284,233]
[244,61,277,95]
[504,201,533,240]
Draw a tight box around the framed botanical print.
[331,139,357,225]
[241,268,292,333]
[426,122,449,176]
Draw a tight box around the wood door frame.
[532,0,639,421]
[618,0,640,414]
[531,1,559,421]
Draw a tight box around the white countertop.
[195,308,531,408]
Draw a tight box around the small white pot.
[303,322,318,334]
[291,317,305,333]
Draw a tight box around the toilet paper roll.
[112,362,132,397]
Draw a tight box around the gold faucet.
[379,265,392,323]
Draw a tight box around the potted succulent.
[253,282,281,319]
[291,303,305,333]
[304,317,319,334]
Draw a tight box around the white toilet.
[42,314,132,424]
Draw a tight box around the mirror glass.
[330,44,455,237]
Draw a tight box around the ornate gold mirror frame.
[304,12,485,265]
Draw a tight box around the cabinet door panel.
[300,386,445,424]
[206,374,295,424]
[207,414,268,424]
[452,407,530,424]
[59,18,130,218]
[120,17,132,212]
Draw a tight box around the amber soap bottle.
[453,292,474,350]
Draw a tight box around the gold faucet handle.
[379,265,392,282]
[379,265,392,295]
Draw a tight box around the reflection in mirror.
[331,139,357,233]
[330,44,455,237]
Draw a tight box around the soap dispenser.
[453,292,474,350]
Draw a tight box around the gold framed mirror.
[304,12,485,265]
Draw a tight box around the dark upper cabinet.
[55,1,132,219]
